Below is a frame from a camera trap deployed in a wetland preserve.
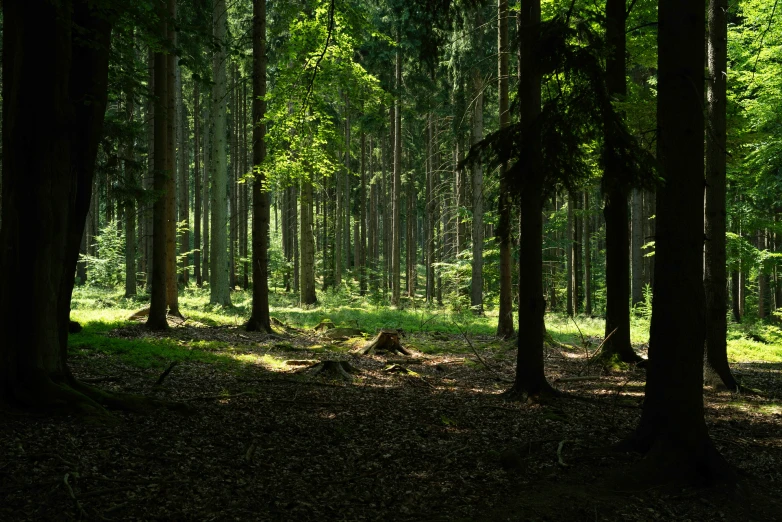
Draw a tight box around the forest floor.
[1,289,781,521]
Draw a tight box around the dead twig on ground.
[154,361,179,386]
[451,319,512,383]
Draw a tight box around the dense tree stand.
[360,330,411,356]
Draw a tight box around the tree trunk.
[124,41,137,298]
[704,0,739,390]
[506,0,556,400]
[631,188,644,305]
[601,0,639,363]
[178,66,190,287]
[144,47,155,292]
[496,0,514,336]
[147,0,170,330]
[631,0,733,484]
[300,178,317,305]
[731,270,741,322]
[210,0,231,306]
[566,193,574,316]
[471,66,484,314]
[202,104,210,284]
[583,191,592,315]
[360,132,368,295]
[392,40,402,306]
[165,0,179,316]
[247,0,272,332]
[1,0,117,405]
[194,82,202,287]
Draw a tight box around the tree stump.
[314,319,335,331]
[360,330,411,356]
[300,360,362,381]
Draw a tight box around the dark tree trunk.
[584,191,592,315]
[165,0,179,316]
[147,0,170,331]
[496,0,514,337]
[566,193,574,316]
[392,40,402,306]
[630,0,733,484]
[704,0,739,390]
[601,0,639,363]
[506,0,556,401]
[1,0,117,404]
[246,0,272,332]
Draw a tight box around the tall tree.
[704,0,740,390]
[496,0,514,337]
[246,0,272,332]
[601,0,640,363]
[194,82,203,287]
[0,0,118,404]
[470,15,485,315]
[630,0,732,484]
[123,31,137,298]
[165,0,180,316]
[147,0,171,330]
[392,35,403,307]
[210,0,232,306]
[506,0,556,400]
[300,177,317,305]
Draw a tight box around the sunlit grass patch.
[725,400,782,416]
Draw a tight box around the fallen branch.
[557,440,569,467]
[585,328,617,366]
[80,376,120,384]
[451,319,512,382]
[154,361,179,386]
[63,473,87,518]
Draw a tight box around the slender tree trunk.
[194,82,202,286]
[631,0,732,484]
[229,68,238,290]
[124,62,137,298]
[147,0,169,330]
[583,191,592,315]
[601,0,639,363]
[165,0,179,316]
[178,66,190,287]
[704,0,739,389]
[574,192,582,313]
[496,0,514,336]
[300,178,317,305]
[631,188,644,305]
[143,48,155,292]
[471,67,484,314]
[506,0,556,400]
[210,0,231,306]
[392,40,402,306]
[202,104,210,284]
[566,194,574,316]
[247,0,271,331]
[360,131,367,295]
[758,231,768,319]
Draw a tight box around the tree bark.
[631,0,733,484]
[631,188,644,305]
[210,0,231,306]
[583,191,592,315]
[0,0,117,404]
[506,0,556,400]
[601,0,639,363]
[704,0,739,390]
[147,0,170,330]
[165,0,180,316]
[496,0,514,336]
[194,82,202,286]
[124,38,137,298]
[300,178,317,305]
[471,66,484,314]
[247,0,272,332]
[566,193,574,316]
[178,65,190,287]
[392,39,402,306]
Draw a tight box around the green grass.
[69,286,782,367]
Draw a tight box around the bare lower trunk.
[300,179,317,305]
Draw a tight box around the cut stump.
[314,319,336,331]
[299,360,362,381]
[360,330,411,356]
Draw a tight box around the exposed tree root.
[502,380,561,404]
[299,360,362,381]
[360,330,410,355]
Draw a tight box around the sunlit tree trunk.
[247,0,271,332]
[631,188,644,305]
[194,82,202,287]
[210,0,231,306]
[471,66,484,314]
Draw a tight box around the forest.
[1,0,781,520]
